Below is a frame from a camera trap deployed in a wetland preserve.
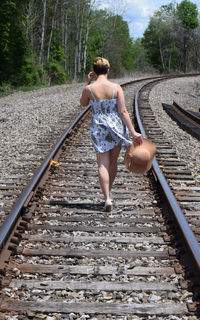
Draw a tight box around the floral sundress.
[89,85,132,154]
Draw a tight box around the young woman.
[80,57,142,212]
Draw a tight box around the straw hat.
[124,138,156,174]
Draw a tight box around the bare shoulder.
[107,81,121,92]
[84,84,90,91]
[114,83,123,97]
[109,82,121,89]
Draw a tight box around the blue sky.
[95,0,200,39]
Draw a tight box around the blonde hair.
[93,57,110,75]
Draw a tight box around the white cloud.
[95,0,156,18]
[125,0,157,18]
[95,0,128,15]
[97,2,110,10]
[135,21,146,30]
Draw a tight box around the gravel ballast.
[0,75,200,320]
[1,74,200,214]
[149,76,200,184]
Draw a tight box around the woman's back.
[89,78,117,101]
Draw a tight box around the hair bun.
[93,57,110,68]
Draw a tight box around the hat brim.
[124,138,156,174]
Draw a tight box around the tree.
[142,1,199,73]
[191,21,200,70]
[87,9,134,76]
[142,3,180,73]
[0,0,154,86]
[131,39,149,71]
[0,0,27,84]
[177,0,199,72]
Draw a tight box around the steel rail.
[173,101,200,126]
[0,105,90,250]
[0,76,163,252]
[1,74,199,254]
[134,80,200,275]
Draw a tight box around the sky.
[95,0,200,39]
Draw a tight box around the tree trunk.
[107,14,117,54]
[62,0,69,71]
[74,0,81,80]
[183,33,187,73]
[83,16,89,77]
[82,1,96,78]
[158,37,166,71]
[39,0,47,64]
[47,0,59,63]
[22,0,35,55]
[68,4,75,75]
[83,1,94,78]
[168,49,172,73]
[78,5,85,77]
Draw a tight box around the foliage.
[0,81,12,97]
[0,0,142,86]
[47,60,67,85]
[18,55,45,86]
[142,0,199,73]
[0,0,28,85]
[131,39,149,71]
[177,0,198,29]
[1,0,199,88]
[87,10,135,77]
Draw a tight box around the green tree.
[177,0,199,72]
[0,0,27,84]
[87,10,135,76]
[142,3,178,72]
[131,39,149,71]
[177,0,198,29]
[142,1,199,73]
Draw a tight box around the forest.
[0,0,199,91]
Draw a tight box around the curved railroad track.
[0,77,160,229]
[136,78,200,244]
[0,75,200,319]
[162,101,200,140]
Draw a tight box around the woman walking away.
[80,57,142,212]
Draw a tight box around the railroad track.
[0,77,160,229]
[136,79,200,242]
[0,76,200,319]
[0,100,83,227]
[162,101,200,140]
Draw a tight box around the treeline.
[0,0,199,89]
[0,0,136,88]
[142,0,200,73]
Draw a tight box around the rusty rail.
[135,81,200,276]
[0,105,90,250]
[0,76,164,252]
[173,101,200,126]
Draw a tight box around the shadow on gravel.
[49,200,104,211]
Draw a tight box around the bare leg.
[96,145,121,201]
[109,145,121,191]
[96,151,110,201]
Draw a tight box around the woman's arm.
[80,86,90,106]
[117,85,142,143]
[80,72,96,106]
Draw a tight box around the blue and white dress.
[89,85,132,154]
